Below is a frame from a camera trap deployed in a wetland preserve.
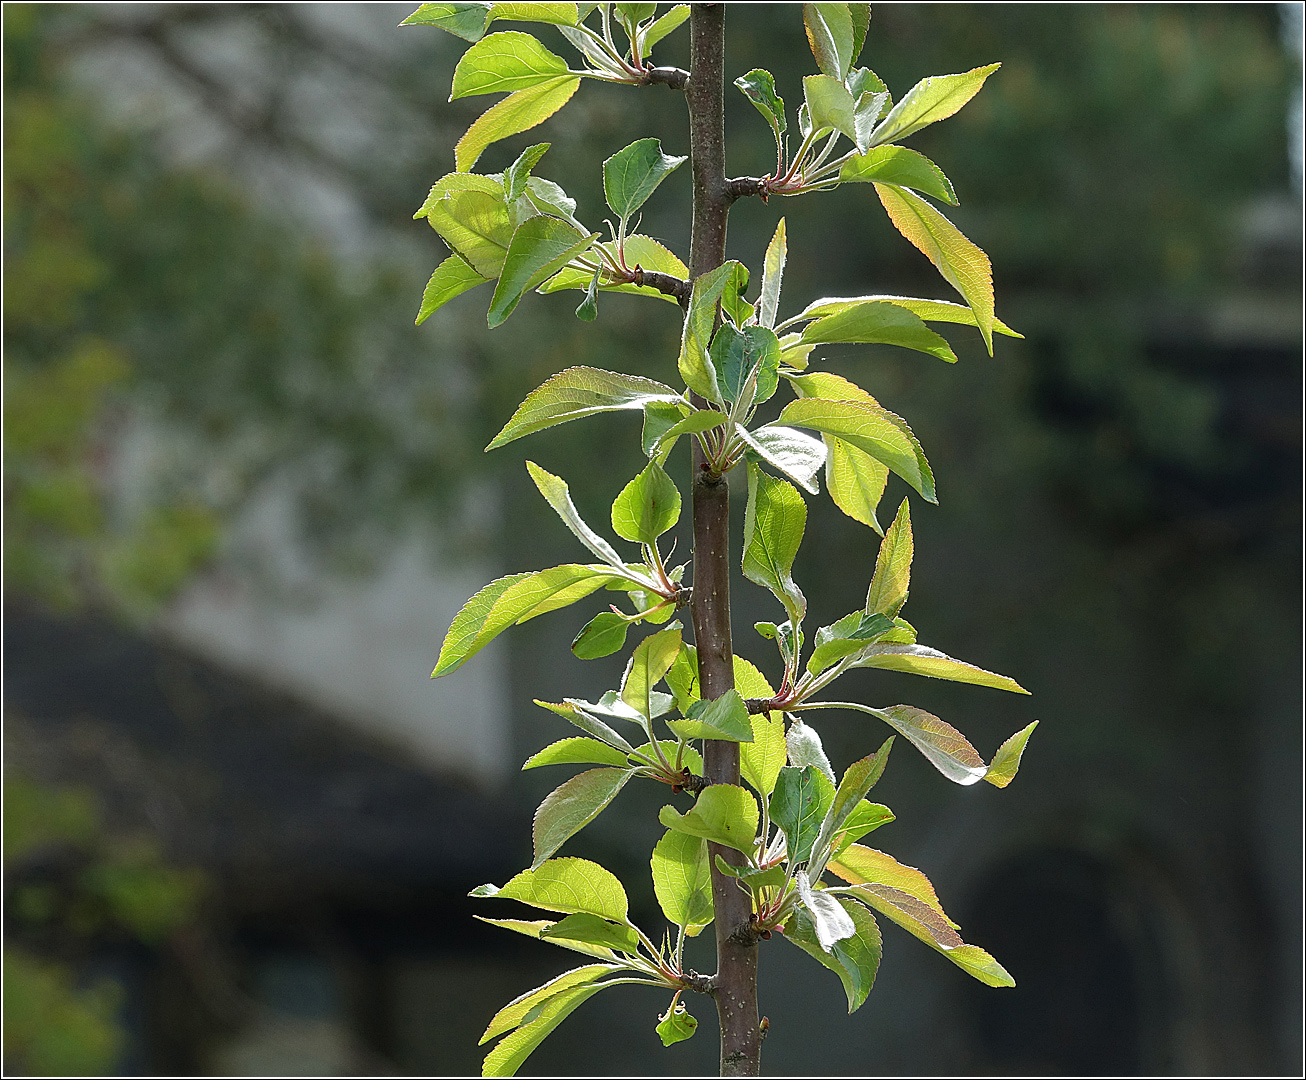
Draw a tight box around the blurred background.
[3,3,1301,1075]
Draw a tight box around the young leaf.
[664,643,700,714]
[825,434,888,534]
[455,74,581,172]
[847,2,871,63]
[416,255,490,325]
[874,182,994,353]
[865,497,912,617]
[525,461,626,568]
[811,701,988,785]
[800,301,958,364]
[733,658,786,798]
[776,397,936,504]
[474,916,619,961]
[742,463,807,622]
[784,896,881,1012]
[651,828,713,934]
[782,294,1020,339]
[803,2,854,81]
[827,844,951,920]
[482,981,607,1077]
[737,425,827,495]
[786,718,836,785]
[803,74,857,142]
[806,610,898,674]
[941,945,1016,988]
[871,63,1001,146]
[712,856,786,891]
[433,565,626,677]
[486,3,580,32]
[656,998,698,1046]
[620,624,683,718]
[487,366,682,450]
[451,31,571,98]
[523,736,630,770]
[851,643,1028,694]
[712,324,782,407]
[831,800,895,857]
[678,261,748,404]
[571,611,630,659]
[770,765,833,865]
[645,410,725,463]
[984,720,1038,788]
[839,145,958,205]
[415,169,506,219]
[602,138,687,220]
[796,869,856,950]
[575,265,600,321]
[480,963,616,1045]
[735,69,787,141]
[631,740,703,777]
[658,784,759,855]
[535,699,634,754]
[426,189,515,277]
[472,856,629,921]
[853,883,962,950]
[641,4,689,51]
[757,218,787,330]
[401,2,493,41]
[524,174,582,225]
[503,142,552,201]
[532,767,633,866]
[489,216,597,327]
[539,912,640,953]
[809,737,894,876]
[610,461,681,544]
[666,688,754,743]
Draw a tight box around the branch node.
[644,65,690,91]
[681,968,717,995]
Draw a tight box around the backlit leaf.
[487,366,682,450]
[620,624,682,718]
[678,261,748,403]
[865,497,912,617]
[742,463,807,622]
[656,999,698,1046]
[803,74,857,141]
[534,699,634,753]
[602,138,686,220]
[538,234,688,305]
[489,216,596,327]
[658,784,759,855]
[482,982,607,1076]
[666,688,754,743]
[809,737,894,875]
[770,765,833,865]
[480,964,615,1045]
[472,856,629,921]
[839,145,957,204]
[451,31,571,98]
[610,461,681,543]
[871,63,1000,146]
[801,301,958,363]
[503,142,552,201]
[539,912,639,953]
[785,896,881,1012]
[852,644,1028,694]
[651,828,713,934]
[401,3,493,41]
[983,720,1038,788]
[825,434,888,534]
[571,611,630,659]
[526,461,626,568]
[455,75,581,172]
[733,658,786,798]
[486,3,579,31]
[758,218,787,330]
[474,917,618,961]
[417,255,490,325]
[803,3,854,80]
[738,425,827,495]
[425,189,515,277]
[532,767,633,865]
[641,4,689,51]
[735,68,787,139]
[782,294,1020,339]
[523,736,629,770]
[796,869,856,949]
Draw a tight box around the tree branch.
[644,65,690,90]
[632,267,691,308]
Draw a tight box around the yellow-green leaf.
[452,31,571,99]
[472,856,629,921]
[864,497,911,618]
[658,784,759,855]
[489,216,596,327]
[455,75,581,172]
[871,63,1000,146]
[532,768,633,866]
[984,720,1038,788]
[425,189,515,278]
[417,254,489,325]
[480,964,614,1044]
[651,828,713,935]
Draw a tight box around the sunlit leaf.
[983,720,1038,788]
[610,461,681,543]
[666,688,754,743]
[532,767,633,865]
[871,63,1000,146]
[489,216,596,327]
[656,998,698,1046]
[786,718,836,784]
[658,784,759,855]
[809,737,893,875]
[733,658,786,798]
[534,699,634,753]
[782,294,1020,339]
[480,963,615,1045]
[742,463,807,622]
[425,189,515,277]
[738,424,827,495]
[796,869,855,950]
[758,218,787,330]
[539,234,688,305]
[839,145,957,204]
[641,4,689,51]
[603,138,687,220]
[678,261,748,403]
[803,73,857,141]
[455,75,581,172]
[401,2,493,41]
[803,3,854,80]
[852,644,1028,694]
[452,31,571,98]
[416,254,490,325]
[801,300,958,363]
[471,856,629,921]
[651,828,713,935]
[620,624,682,718]
[526,461,626,568]
[482,981,607,1076]
[735,68,787,141]
[539,912,639,953]
[770,765,833,865]
[523,736,630,770]
[571,611,630,659]
[865,497,912,618]
[784,896,881,1012]
[475,916,617,961]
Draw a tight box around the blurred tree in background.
[2,3,1299,1075]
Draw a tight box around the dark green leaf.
[504,142,552,200]
[742,463,807,622]
[664,643,699,714]
[678,262,748,403]
[848,3,871,64]
[534,699,635,753]
[831,800,894,856]
[769,765,833,865]
[602,138,686,220]
[571,611,630,659]
[575,265,600,321]
[713,854,787,891]
[711,324,781,408]
[734,68,787,139]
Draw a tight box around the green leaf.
[534,699,634,753]
[816,702,988,785]
[828,844,950,919]
[451,31,571,99]
[641,4,689,51]
[757,218,787,330]
[621,624,682,718]
[776,397,936,504]
[487,366,683,450]
[472,857,629,921]
[523,736,630,770]
[825,434,888,534]
[426,189,515,277]
[482,981,607,1076]
[480,963,615,1045]
[871,63,1000,146]
[803,73,857,141]
[489,216,596,327]
[656,998,698,1046]
[539,912,639,953]
[852,644,1029,694]
[610,461,681,544]
[666,688,754,743]
[658,785,759,855]
[713,854,786,891]
[488,3,580,30]
[810,738,893,875]
[738,425,827,495]
[735,68,787,140]
[614,2,657,33]
[503,142,552,200]
[733,658,786,798]
[803,2,854,80]
[874,182,994,353]
[664,644,700,714]
[852,883,962,951]
[865,497,912,617]
[474,916,618,961]
[401,3,493,40]
[532,767,633,866]
[839,145,957,205]
[796,869,856,949]
[742,463,807,622]
[943,945,1016,988]
[852,88,891,152]
[651,829,713,934]
[786,718,835,784]
[433,565,626,677]
[645,409,725,463]
[801,301,958,364]
[455,74,581,172]
[602,138,686,220]
[575,265,600,321]
[711,326,781,413]
[525,461,626,568]
[831,800,894,857]
[524,174,581,225]
[416,255,490,325]
[984,721,1038,788]
[806,610,898,674]
[782,294,1020,339]
[848,3,871,64]
[415,169,505,219]
[631,739,702,777]
[785,897,881,1012]
[770,765,833,865]
[570,611,630,659]
[677,261,748,404]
